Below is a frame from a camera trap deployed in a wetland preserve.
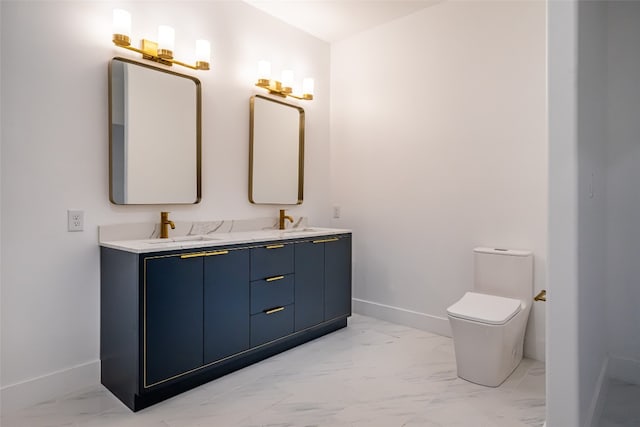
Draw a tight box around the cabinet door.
[294,241,324,331]
[204,249,250,363]
[145,255,203,387]
[324,237,352,320]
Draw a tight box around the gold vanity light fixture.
[255,60,314,100]
[112,9,210,71]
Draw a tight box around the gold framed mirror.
[249,94,304,205]
[109,57,201,205]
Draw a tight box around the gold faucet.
[279,209,294,230]
[160,211,176,238]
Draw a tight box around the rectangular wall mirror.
[109,57,201,205]
[249,94,304,205]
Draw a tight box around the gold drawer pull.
[266,244,284,249]
[313,237,339,244]
[264,307,285,315]
[180,252,206,259]
[265,275,285,282]
[205,250,229,256]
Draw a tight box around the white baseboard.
[608,355,640,385]
[352,298,451,337]
[0,360,100,413]
[586,356,610,427]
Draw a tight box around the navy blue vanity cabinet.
[294,241,325,330]
[294,235,352,331]
[144,255,204,387]
[250,243,294,280]
[324,236,352,320]
[100,232,351,412]
[250,244,295,346]
[203,249,250,363]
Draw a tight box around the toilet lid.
[447,292,521,325]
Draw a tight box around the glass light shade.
[257,60,271,80]
[281,70,294,89]
[302,78,315,96]
[157,25,175,55]
[195,40,210,63]
[113,9,131,38]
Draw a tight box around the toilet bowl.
[447,247,533,387]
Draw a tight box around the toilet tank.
[473,247,533,301]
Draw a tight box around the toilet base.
[456,356,521,387]
[449,310,527,387]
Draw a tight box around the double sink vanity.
[104,55,344,411]
[100,219,352,411]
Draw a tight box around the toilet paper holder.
[534,290,547,302]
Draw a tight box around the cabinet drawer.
[250,244,294,281]
[250,274,294,315]
[250,304,294,347]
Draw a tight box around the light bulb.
[257,60,271,81]
[281,70,294,93]
[157,25,175,59]
[302,78,315,97]
[112,9,131,46]
[195,40,210,70]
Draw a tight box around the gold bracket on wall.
[113,38,210,71]
[255,79,313,100]
[534,290,547,302]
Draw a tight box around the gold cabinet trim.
[140,234,351,389]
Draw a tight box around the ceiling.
[243,0,442,43]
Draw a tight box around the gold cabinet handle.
[265,275,285,282]
[266,244,284,249]
[313,237,339,244]
[264,307,285,315]
[205,250,228,256]
[534,290,547,302]
[181,250,228,259]
[180,252,206,259]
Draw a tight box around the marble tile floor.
[597,379,640,426]
[1,315,546,427]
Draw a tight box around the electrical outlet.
[68,210,84,232]
[333,206,341,219]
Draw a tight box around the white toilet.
[447,247,533,387]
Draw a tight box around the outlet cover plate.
[68,210,84,232]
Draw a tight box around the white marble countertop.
[100,227,351,254]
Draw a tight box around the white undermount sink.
[173,235,222,242]
[144,235,222,244]
[282,228,321,233]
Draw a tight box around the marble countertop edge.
[100,227,352,254]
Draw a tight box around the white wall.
[0,0,330,409]
[547,1,580,424]
[576,1,609,424]
[549,2,640,425]
[0,0,3,400]
[330,1,547,360]
[605,0,640,382]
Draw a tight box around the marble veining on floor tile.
[1,315,546,427]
